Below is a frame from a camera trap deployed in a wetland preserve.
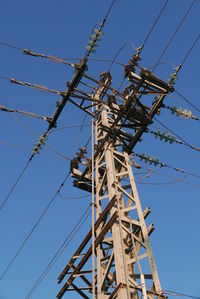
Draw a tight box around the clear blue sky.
[0,1,199,298]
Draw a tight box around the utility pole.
[57,54,174,298]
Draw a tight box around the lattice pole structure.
[57,59,173,298]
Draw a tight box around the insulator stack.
[149,129,181,144]
[170,106,192,119]
[135,153,166,167]
[32,132,48,155]
[86,28,103,55]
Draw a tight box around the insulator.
[94,28,103,36]
[32,133,48,155]
[86,46,96,53]
[91,34,101,41]
[136,153,166,167]
[151,129,180,144]
[89,40,99,48]
[170,106,192,119]
[86,27,103,55]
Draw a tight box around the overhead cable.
[9,112,71,161]
[10,77,63,95]
[162,289,200,299]
[162,104,200,121]
[0,75,63,95]
[58,193,90,200]
[0,105,52,122]
[180,31,200,68]
[175,90,200,115]
[0,157,33,211]
[141,0,169,51]
[51,124,90,133]
[134,152,200,180]
[0,172,70,283]
[154,117,200,151]
[153,0,196,71]
[0,98,91,280]
[0,139,70,160]
[24,204,91,299]
[147,128,182,145]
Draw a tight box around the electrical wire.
[103,0,116,23]
[58,193,90,200]
[175,90,200,115]
[166,94,193,110]
[24,112,92,298]
[0,74,64,95]
[0,93,73,210]
[0,104,51,122]
[108,43,128,71]
[141,0,169,51]
[10,77,63,95]
[24,204,91,299]
[153,0,196,71]
[9,112,72,161]
[153,169,200,189]
[142,284,200,299]
[0,98,90,282]
[180,31,200,67]
[50,124,90,133]
[154,117,200,151]
[0,172,70,282]
[134,152,200,181]
[0,139,71,160]
[136,169,186,186]
[64,57,125,66]
[0,41,23,51]
[0,140,32,152]
[162,289,200,299]
[0,39,125,69]
[0,156,33,211]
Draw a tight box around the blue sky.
[0,1,200,298]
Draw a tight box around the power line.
[180,31,200,67]
[108,43,128,71]
[164,93,200,115]
[134,152,200,180]
[152,169,200,189]
[0,156,33,210]
[10,77,63,95]
[23,113,92,297]
[162,289,200,299]
[0,172,70,283]
[103,0,116,23]
[0,59,89,211]
[9,112,72,161]
[143,285,200,299]
[0,140,32,151]
[51,124,90,133]
[0,74,64,95]
[0,101,91,281]
[0,40,125,67]
[64,57,125,66]
[0,104,51,122]
[175,90,200,115]
[58,193,90,200]
[141,0,169,51]
[24,204,91,299]
[153,0,196,71]
[0,139,71,160]
[0,40,23,51]
[154,117,200,151]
